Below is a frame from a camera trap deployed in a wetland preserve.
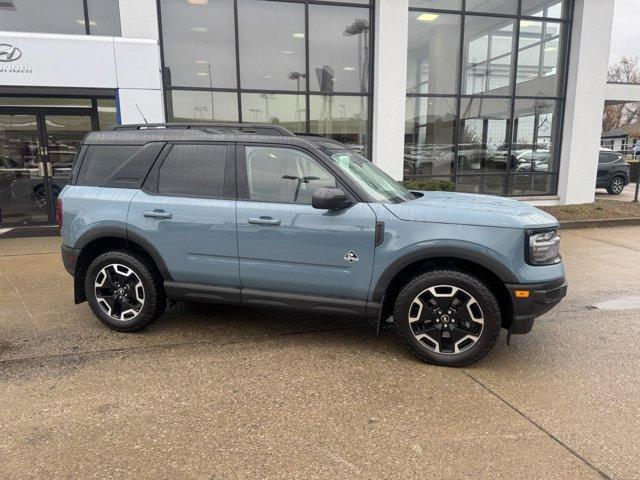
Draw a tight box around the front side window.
[159,144,227,198]
[244,146,336,205]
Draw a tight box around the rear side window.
[158,144,228,198]
[76,146,140,185]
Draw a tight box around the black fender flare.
[370,245,518,305]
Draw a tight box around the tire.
[84,249,166,332]
[393,269,501,367]
[607,176,625,195]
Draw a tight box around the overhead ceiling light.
[190,26,208,33]
[76,19,97,26]
[342,67,355,71]
[281,50,295,54]
[188,0,208,4]
[416,13,439,22]
[195,59,208,64]
[292,33,305,39]
[196,72,208,76]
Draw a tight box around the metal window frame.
[406,0,575,197]
[156,0,375,157]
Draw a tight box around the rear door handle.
[143,210,172,219]
[248,217,281,226]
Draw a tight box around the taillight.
[56,197,63,228]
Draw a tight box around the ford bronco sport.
[59,123,567,367]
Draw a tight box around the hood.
[384,191,559,229]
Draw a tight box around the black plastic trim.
[164,282,241,304]
[375,221,384,247]
[506,277,567,334]
[61,244,80,276]
[242,289,368,316]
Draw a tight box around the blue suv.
[59,123,567,367]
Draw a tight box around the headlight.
[526,229,561,265]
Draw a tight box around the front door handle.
[248,216,281,226]
[143,210,172,219]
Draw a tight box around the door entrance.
[0,109,93,226]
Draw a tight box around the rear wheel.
[84,250,166,332]
[393,269,501,367]
[607,176,625,195]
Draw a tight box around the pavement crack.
[461,369,613,480]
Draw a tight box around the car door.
[235,143,377,310]
[127,142,240,297]
[597,152,613,186]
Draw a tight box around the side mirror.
[312,187,352,210]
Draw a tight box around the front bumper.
[61,244,80,276]
[506,277,567,334]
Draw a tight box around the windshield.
[326,149,415,203]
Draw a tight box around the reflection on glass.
[407,12,461,94]
[512,99,559,172]
[463,17,514,95]
[310,95,368,155]
[238,0,305,90]
[98,99,117,130]
[458,98,511,173]
[404,97,457,179]
[0,0,85,34]
[241,93,307,133]
[87,0,121,36]
[509,174,555,195]
[456,175,506,195]
[0,114,47,225]
[465,0,517,15]
[309,5,370,93]
[410,0,462,10]
[522,0,565,19]
[167,90,239,122]
[160,0,237,88]
[515,21,563,97]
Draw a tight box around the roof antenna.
[135,104,149,124]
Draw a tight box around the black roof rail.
[109,123,295,136]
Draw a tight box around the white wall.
[371,0,409,180]
[557,0,616,204]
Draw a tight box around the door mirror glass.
[312,187,352,210]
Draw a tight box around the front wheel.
[607,176,625,195]
[84,250,166,332]
[393,270,501,367]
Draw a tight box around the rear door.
[127,142,240,294]
[235,143,377,306]
[597,152,615,185]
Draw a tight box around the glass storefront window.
[466,0,518,15]
[309,5,371,93]
[456,175,506,196]
[238,0,306,91]
[515,21,564,97]
[97,99,117,130]
[405,97,457,178]
[0,97,91,108]
[86,0,121,36]
[407,12,461,95]
[458,98,511,174]
[512,98,559,172]
[310,95,368,155]
[508,174,556,195]
[410,0,462,10]
[166,90,239,122]
[241,93,306,133]
[521,0,566,19]
[160,0,237,89]
[463,17,515,95]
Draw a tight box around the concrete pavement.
[1,228,640,479]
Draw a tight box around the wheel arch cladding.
[376,253,515,330]
[74,230,171,304]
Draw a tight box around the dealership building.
[0,0,622,234]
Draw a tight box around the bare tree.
[603,55,640,133]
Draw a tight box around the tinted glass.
[87,0,121,36]
[238,0,305,90]
[407,12,461,95]
[244,146,336,204]
[456,175,506,195]
[463,17,514,95]
[512,99,559,172]
[522,0,566,19]
[0,0,85,34]
[97,99,117,130]
[309,95,368,155]
[410,0,462,10]
[405,97,457,179]
[458,98,511,173]
[241,93,306,133]
[166,90,239,122]
[159,144,227,198]
[465,0,518,15]
[509,174,555,195]
[160,0,237,88]
[77,146,140,186]
[515,21,563,97]
[309,5,370,93]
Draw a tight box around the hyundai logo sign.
[0,44,22,62]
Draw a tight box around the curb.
[559,217,640,229]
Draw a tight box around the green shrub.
[401,179,455,192]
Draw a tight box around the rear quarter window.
[76,145,141,186]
